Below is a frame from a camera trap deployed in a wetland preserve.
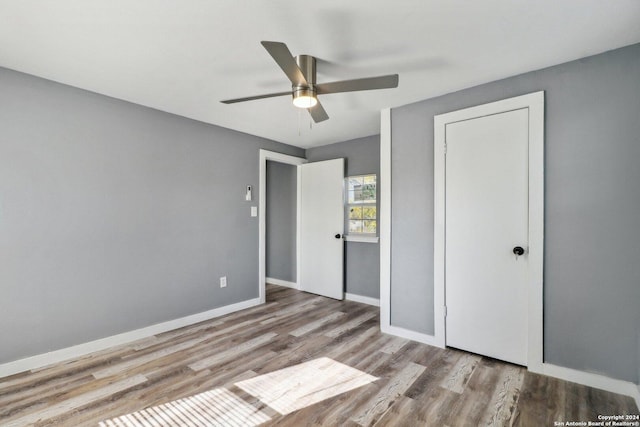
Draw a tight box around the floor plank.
[3,374,148,427]
[350,362,425,425]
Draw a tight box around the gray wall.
[306,135,380,299]
[0,67,303,364]
[390,43,640,383]
[266,161,297,282]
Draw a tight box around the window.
[346,174,377,236]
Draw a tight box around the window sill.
[344,235,379,244]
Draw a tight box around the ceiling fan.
[220,41,399,123]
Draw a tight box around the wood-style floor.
[1,285,637,426]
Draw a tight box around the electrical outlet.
[220,276,227,288]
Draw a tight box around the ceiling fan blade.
[308,100,329,123]
[220,91,291,104]
[315,74,399,95]
[261,41,308,86]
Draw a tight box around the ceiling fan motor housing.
[292,55,318,108]
[295,54,316,85]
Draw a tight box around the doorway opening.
[258,150,306,303]
[265,160,299,289]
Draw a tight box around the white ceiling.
[1,1,639,148]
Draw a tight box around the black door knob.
[513,246,525,256]
[335,234,342,239]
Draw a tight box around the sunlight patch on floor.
[99,387,270,427]
[99,357,376,426]
[235,357,378,415]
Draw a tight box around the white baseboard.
[345,293,380,307]
[0,297,262,379]
[531,363,640,404]
[381,324,444,348]
[265,277,298,289]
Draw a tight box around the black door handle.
[513,246,525,256]
[335,234,342,239]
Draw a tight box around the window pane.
[363,220,377,233]
[349,220,363,233]
[362,206,376,219]
[364,175,376,185]
[361,183,376,202]
[349,206,363,220]
[347,176,364,192]
[348,189,365,203]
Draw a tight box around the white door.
[445,108,529,365]
[299,158,344,300]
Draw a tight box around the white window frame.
[345,174,378,243]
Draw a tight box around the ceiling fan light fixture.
[292,86,317,109]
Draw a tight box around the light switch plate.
[251,206,258,217]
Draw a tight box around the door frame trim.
[258,149,307,304]
[380,108,442,346]
[433,91,545,370]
